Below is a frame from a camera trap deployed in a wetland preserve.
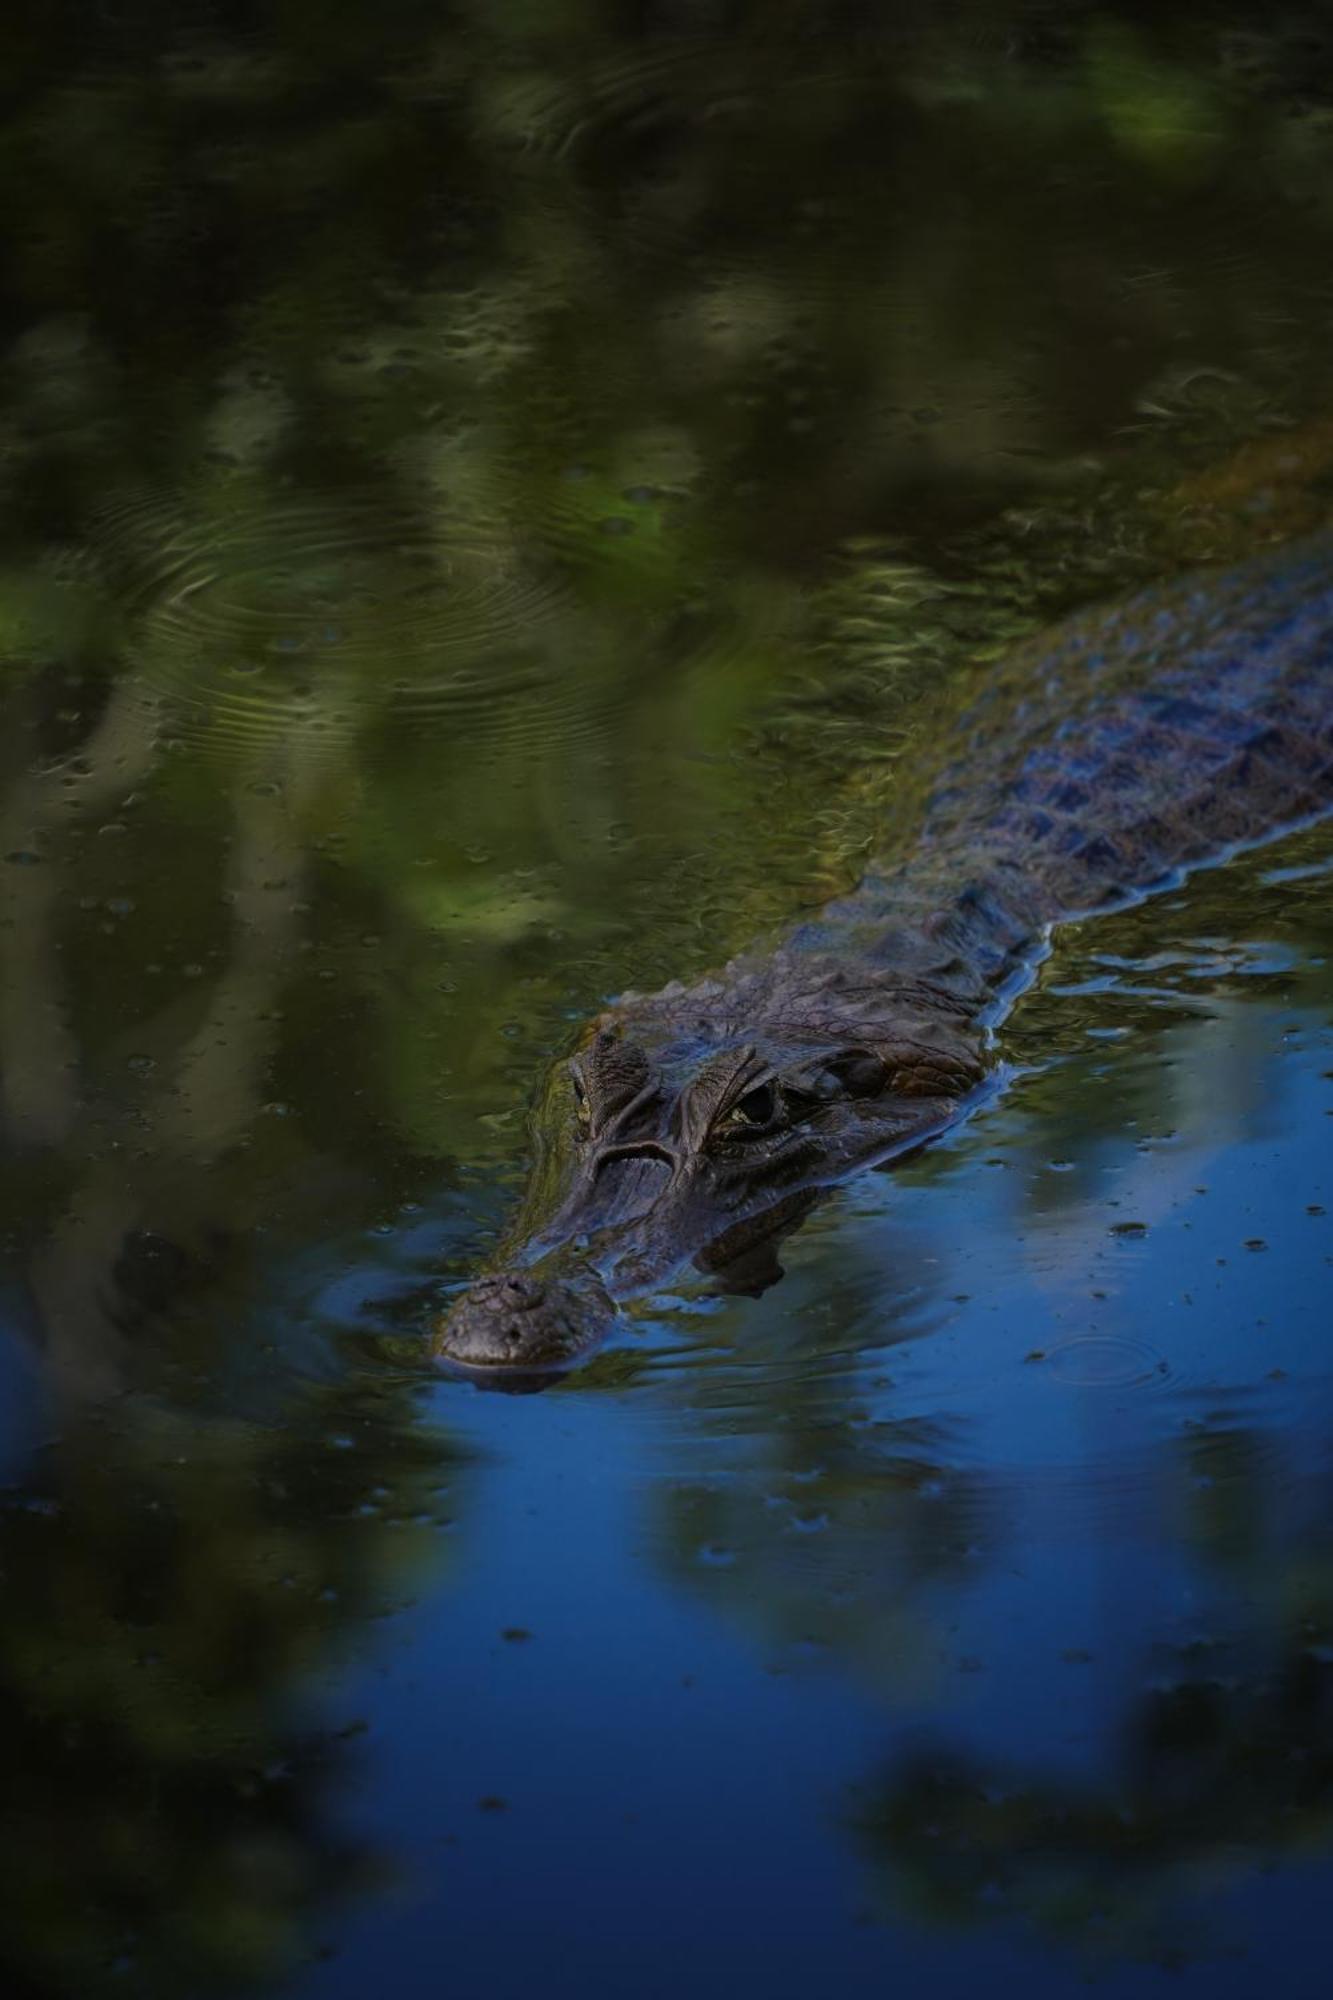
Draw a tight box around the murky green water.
[3,7,1333,1996]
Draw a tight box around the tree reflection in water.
[0,678,470,1994]
[855,1604,1333,1962]
[0,1392,462,1998]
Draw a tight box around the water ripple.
[1041,1333,1173,1390]
[92,491,586,750]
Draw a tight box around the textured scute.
[907,535,1333,934]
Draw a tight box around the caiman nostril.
[499,1274,545,1311]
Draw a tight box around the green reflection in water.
[0,1392,466,1996]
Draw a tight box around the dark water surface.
[3,6,1333,1995]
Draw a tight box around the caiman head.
[432,955,988,1384]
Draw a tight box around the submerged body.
[434,534,1333,1380]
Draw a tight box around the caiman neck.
[776,856,1045,1026]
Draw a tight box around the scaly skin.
[434,533,1333,1382]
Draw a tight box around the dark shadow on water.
[0,1385,468,1999]
[852,1621,1333,1967]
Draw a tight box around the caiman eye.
[723,1081,778,1132]
[572,1075,592,1130]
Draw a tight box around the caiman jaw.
[432,1262,618,1383]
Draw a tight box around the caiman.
[433,533,1333,1382]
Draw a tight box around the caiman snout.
[432,1262,618,1379]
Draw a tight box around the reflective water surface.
[2,6,1333,1996]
